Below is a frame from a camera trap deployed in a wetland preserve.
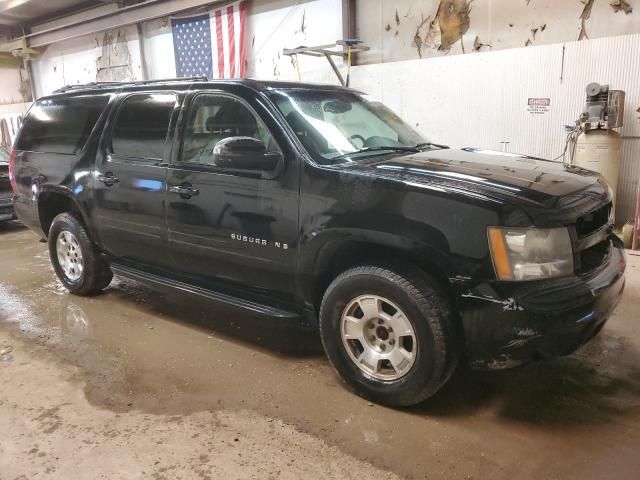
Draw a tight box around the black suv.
[10,78,625,406]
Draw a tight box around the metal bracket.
[283,40,369,87]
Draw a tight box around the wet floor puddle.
[2,224,640,479]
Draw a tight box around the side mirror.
[212,136,281,171]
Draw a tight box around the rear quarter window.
[15,95,110,155]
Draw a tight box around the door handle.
[97,173,120,186]
[169,185,200,197]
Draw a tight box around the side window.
[111,93,176,160]
[181,94,279,167]
[15,95,109,154]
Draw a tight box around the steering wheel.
[349,134,366,148]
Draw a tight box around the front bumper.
[458,237,626,370]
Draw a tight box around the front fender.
[297,223,455,307]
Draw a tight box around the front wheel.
[319,265,460,407]
[48,213,113,295]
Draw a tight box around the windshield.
[268,89,427,164]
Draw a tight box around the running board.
[110,263,300,319]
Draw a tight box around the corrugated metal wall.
[351,34,640,223]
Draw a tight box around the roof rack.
[52,76,210,94]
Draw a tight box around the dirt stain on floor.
[2,222,640,479]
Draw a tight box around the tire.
[48,213,113,295]
[319,264,460,407]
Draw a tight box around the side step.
[110,263,300,319]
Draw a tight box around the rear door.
[93,91,180,265]
[165,91,299,301]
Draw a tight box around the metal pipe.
[136,22,149,81]
[324,52,345,87]
[632,183,640,251]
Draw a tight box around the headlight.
[487,227,574,281]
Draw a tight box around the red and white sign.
[528,98,551,115]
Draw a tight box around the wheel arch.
[301,230,455,316]
[37,186,92,239]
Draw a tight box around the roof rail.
[52,76,210,94]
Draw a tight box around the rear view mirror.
[212,136,281,171]
[323,100,352,114]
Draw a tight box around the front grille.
[578,240,610,274]
[576,203,612,237]
[0,175,9,192]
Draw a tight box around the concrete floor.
[1,221,640,480]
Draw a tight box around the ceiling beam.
[26,0,225,48]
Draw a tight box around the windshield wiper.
[330,146,420,162]
[415,142,450,150]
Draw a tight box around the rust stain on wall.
[436,0,473,51]
[473,36,491,51]
[412,14,432,58]
[578,0,595,41]
[610,0,633,14]
[411,0,473,57]
[96,30,133,82]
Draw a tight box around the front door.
[166,92,299,301]
[93,91,179,265]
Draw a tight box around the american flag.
[172,0,247,80]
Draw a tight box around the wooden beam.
[0,53,22,69]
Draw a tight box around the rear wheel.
[48,213,113,295]
[319,265,460,407]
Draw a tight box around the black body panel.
[0,161,14,221]
[11,78,625,370]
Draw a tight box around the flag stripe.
[227,5,236,77]
[220,8,230,77]
[214,9,224,78]
[209,14,219,78]
[239,0,247,77]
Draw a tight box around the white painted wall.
[357,0,640,64]
[141,18,177,80]
[0,68,24,106]
[350,33,640,222]
[246,0,343,81]
[0,64,31,146]
[31,25,143,96]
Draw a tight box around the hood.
[346,147,610,209]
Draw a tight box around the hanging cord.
[552,124,582,163]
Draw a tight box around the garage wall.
[357,0,640,64]
[245,0,342,81]
[18,0,640,219]
[0,66,32,147]
[0,68,25,105]
[31,24,144,95]
[350,33,640,223]
[31,0,342,97]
